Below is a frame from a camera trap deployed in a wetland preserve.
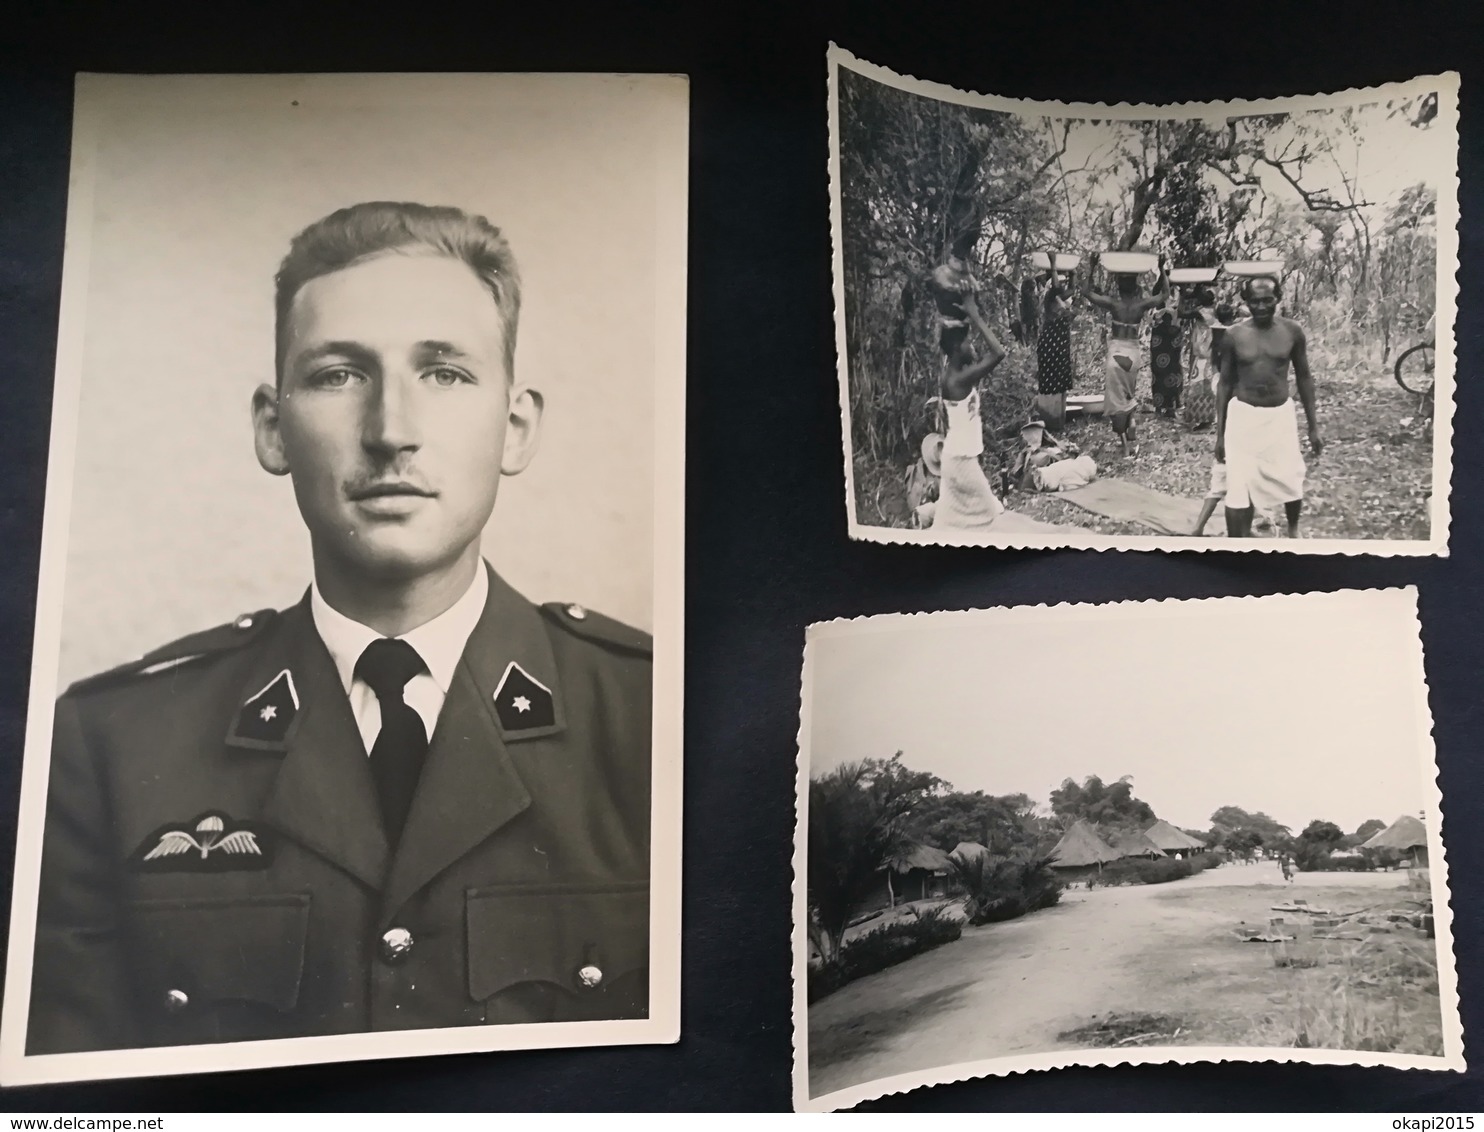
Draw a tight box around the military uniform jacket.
[27,566,652,1054]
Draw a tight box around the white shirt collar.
[310,564,489,696]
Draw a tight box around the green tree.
[1050,774,1155,838]
[1294,819,1346,870]
[1350,818,1387,847]
[904,790,1040,854]
[1210,805,1291,845]
[1224,828,1264,861]
[807,754,945,967]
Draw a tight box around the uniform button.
[565,603,588,620]
[164,989,189,1013]
[233,613,255,630]
[380,927,415,963]
[577,963,604,989]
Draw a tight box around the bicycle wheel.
[1394,342,1435,396]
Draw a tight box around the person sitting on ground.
[929,325,1009,531]
[1215,276,1323,538]
[1082,253,1170,458]
[1011,417,1097,493]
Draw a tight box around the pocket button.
[577,963,603,990]
[164,988,190,1013]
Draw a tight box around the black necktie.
[355,638,430,846]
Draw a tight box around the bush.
[1099,856,1194,886]
[952,850,1063,925]
[1187,852,1222,873]
[807,907,962,1002]
[1300,854,1375,873]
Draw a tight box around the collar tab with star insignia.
[226,668,300,750]
[492,660,559,738]
[130,811,273,872]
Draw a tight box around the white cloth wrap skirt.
[931,455,1004,529]
[1223,397,1305,512]
[1105,340,1140,419]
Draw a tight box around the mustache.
[343,469,438,500]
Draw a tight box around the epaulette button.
[233,614,255,631]
[565,603,588,621]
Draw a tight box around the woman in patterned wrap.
[1149,308,1183,416]
[1179,287,1223,430]
[1035,284,1076,431]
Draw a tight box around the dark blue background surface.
[0,0,1480,1112]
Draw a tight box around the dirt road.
[806,862,1428,1099]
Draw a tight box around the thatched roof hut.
[1362,814,1428,852]
[1049,820,1120,869]
[1112,829,1165,859]
[888,843,954,874]
[1144,819,1206,853]
[869,842,955,911]
[949,841,991,863]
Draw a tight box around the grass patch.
[854,335,1435,541]
[1058,1012,1189,1048]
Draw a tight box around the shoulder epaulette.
[539,602,652,657]
[64,608,280,696]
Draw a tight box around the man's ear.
[501,385,544,476]
[252,383,291,476]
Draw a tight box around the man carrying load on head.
[1215,276,1324,537]
[1082,253,1170,458]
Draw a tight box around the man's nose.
[362,372,423,454]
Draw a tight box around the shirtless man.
[1082,253,1169,457]
[1214,276,1323,537]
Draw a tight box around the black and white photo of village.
[795,591,1460,1110]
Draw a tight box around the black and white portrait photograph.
[793,589,1461,1111]
[828,46,1459,553]
[0,71,687,1085]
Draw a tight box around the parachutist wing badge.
[141,831,201,860]
[131,812,272,872]
[215,830,262,855]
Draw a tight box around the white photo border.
[791,587,1464,1111]
[0,70,688,1086]
[827,44,1460,556]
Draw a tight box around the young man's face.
[1246,279,1279,325]
[254,253,542,583]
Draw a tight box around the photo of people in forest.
[829,50,1457,550]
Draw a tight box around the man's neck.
[312,546,483,637]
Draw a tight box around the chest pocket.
[127,893,310,1044]
[466,883,648,1025]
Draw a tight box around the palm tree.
[807,755,940,966]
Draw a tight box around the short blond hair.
[274,201,521,381]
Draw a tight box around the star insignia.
[229,668,300,748]
[492,661,556,734]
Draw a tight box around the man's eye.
[311,367,360,388]
[428,366,473,387]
